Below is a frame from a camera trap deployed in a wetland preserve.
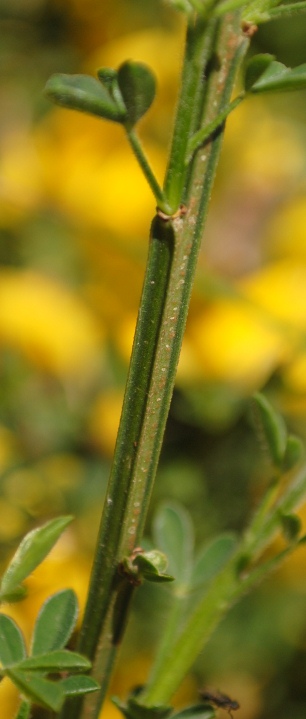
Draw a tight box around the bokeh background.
[1,1,306,717]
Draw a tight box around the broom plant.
[2,1,306,717]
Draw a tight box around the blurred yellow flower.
[0,426,19,474]
[88,388,124,456]
[3,453,83,518]
[225,98,304,191]
[115,313,137,363]
[241,260,306,332]
[0,679,19,719]
[180,257,306,392]
[0,499,27,542]
[0,269,102,381]
[38,111,164,238]
[187,298,286,390]
[0,131,43,225]
[90,26,183,83]
[102,652,197,719]
[282,353,306,393]
[264,196,306,261]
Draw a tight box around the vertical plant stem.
[163,14,217,211]
[63,217,176,719]
[138,13,250,708]
[62,12,249,719]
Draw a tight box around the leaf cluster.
[0,518,99,715]
[45,61,156,130]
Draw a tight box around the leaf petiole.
[126,128,174,215]
[186,93,245,161]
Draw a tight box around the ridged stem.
[61,12,249,719]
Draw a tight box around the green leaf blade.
[283,435,304,471]
[0,585,27,604]
[191,533,237,590]
[126,696,172,719]
[31,589,78,656]
[0,615,26,667]
[153,503,194,586]
[252,393,287,466]
[45,74,126,122]
[17,649,91,673]
[7,669,65,712]
[133,550,174,582]
[60,674,99,698]
[267,1,306,19]
[250,61,306,93]
[0,516,73,598]
[172,704,216,719]
[117,61,156,127]
[244,54,275,92]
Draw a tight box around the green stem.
[244,461,306,560]
[163,14,217,211]
[212,0,250,17]
[126,129,172,214]
[67,218,175,719]
[62,12,249,719]
[186,93,244,161]
[136,13,251,707]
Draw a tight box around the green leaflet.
[45,73,125,122]
[31,589,78,655]
[0,516,73,600]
